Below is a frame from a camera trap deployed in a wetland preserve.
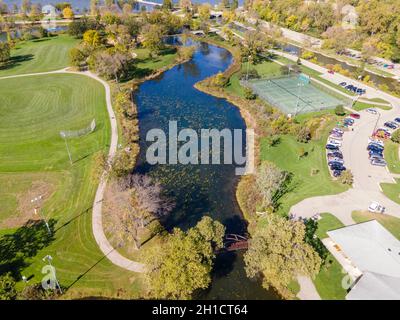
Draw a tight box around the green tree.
[141,24,166,56]
[338,170,353,185]
[162,0,173,10]
[244,214,321,299]
[83,29,101,48]
[0,273,17,300]
[145,216,225,299]
[334,105,345,116]
[69,47,86,68]
[392,129,400,143]
[0,42,10,66]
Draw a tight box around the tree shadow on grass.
[0,219,56,279]
[0,54,34,72]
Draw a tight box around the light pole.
[294,83,304,115]
[43,255,62,294]
[31,195,51,234]
[60,132,72,165]
[373,110,381,135]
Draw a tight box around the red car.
[350,113,360,119]
[328,70,335,74]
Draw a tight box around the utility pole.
[31,195,51,234]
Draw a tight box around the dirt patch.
[0,180,55,229]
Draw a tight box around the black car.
[369,150,383,158]
[339,82,347,87]
[384,122,397,129]
[326,144,339,150]
[328,152,343,159]
[333,170,342,177]
[394,118,400,123]
[328,160,343,166]
[330,163,346,171]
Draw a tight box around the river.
[133,38,277,299]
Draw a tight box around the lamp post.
[31,195,51,234]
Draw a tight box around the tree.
[338,170,353,185]
[256,161,288,212]
[177,46,195,61]
[29,3,41,19]
[62,6,74,19]
[244,214,321,299]
[21,0,31,15]
[90,0,99,15]
[0,273,17,300]
[145,216,225,299]
[93,51,130,82]
[241,30,271,63]
[198,4,211,22]
[392,129,400,143]
[180,0,192,12]
[69,47,86,68]
[83,29,101,48]
[141,24,166,56]
[303,218,328,262]
[334,105,345,116]
[244,87,257,100]
[162,0,173,10]
[0,42,10,66]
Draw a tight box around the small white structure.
[42,4,56,18]
[327,220,400,300]
[341,4,358,29]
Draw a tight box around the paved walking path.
[296,276,321,300]
[0,69,146,273]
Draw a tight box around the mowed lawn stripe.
[0,35,79,77]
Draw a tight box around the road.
[0,69,146,273]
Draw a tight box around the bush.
[240,68,260,80]
[338,170,353,185]
[334,105,345,116]
[391,129,400,143]
[295,126,311,143]
[69,47,86,68]
[244,87,257,100]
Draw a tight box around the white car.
[328,139,342,147]
[368,137,384,146]
[329,134,343,141]
[366,108,377,114]
[368,201,385,213]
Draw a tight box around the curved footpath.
[0,69,146,273]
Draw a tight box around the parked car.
[329,134,343,141]
[371,158,387,166]
[394,117,400,123]
[368,141,385,149]
[326,144,339,150]
[368,201,385,213]
[366,108,377,114]
[369,150,384,158]
[339,82,347,87]
[332,170,342,177]
[367,144,384,152]
[328,139,342,147]
[330,163,346,171]
[370,154,384,161]
[368,138,384,147]
[350,113,360,119]
[328,151,343,159]
[332,128,344,134]
[328,157,344,164]
[384,122,397,129]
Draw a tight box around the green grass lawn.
[353,101,392,111]
[260,121,348,216]
[0,35,79,77]
[352,211,400,240]
[385,140,400,174]
[316,213,345,239]
[0,74,144,298]
[133,47,178,77]
[313,253,347,300]
[380,179,400,205]
[311,213,347,300]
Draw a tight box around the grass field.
[380,179,400,205]
[0,35,78,77]
[0,74,144,298]
[385,140,400,174]
[352,211,400,240]
[352,101,392,111]
[260,120,348,216]
[312,213,347,300]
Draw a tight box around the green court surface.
[247,75,344,114]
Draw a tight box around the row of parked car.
[326,126,347,177]
[368,117,400,167]
[339,82,366,95]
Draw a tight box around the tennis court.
[247,75,345,114]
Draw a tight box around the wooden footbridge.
[223,234,248,252]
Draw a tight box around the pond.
[133,38,278,299]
